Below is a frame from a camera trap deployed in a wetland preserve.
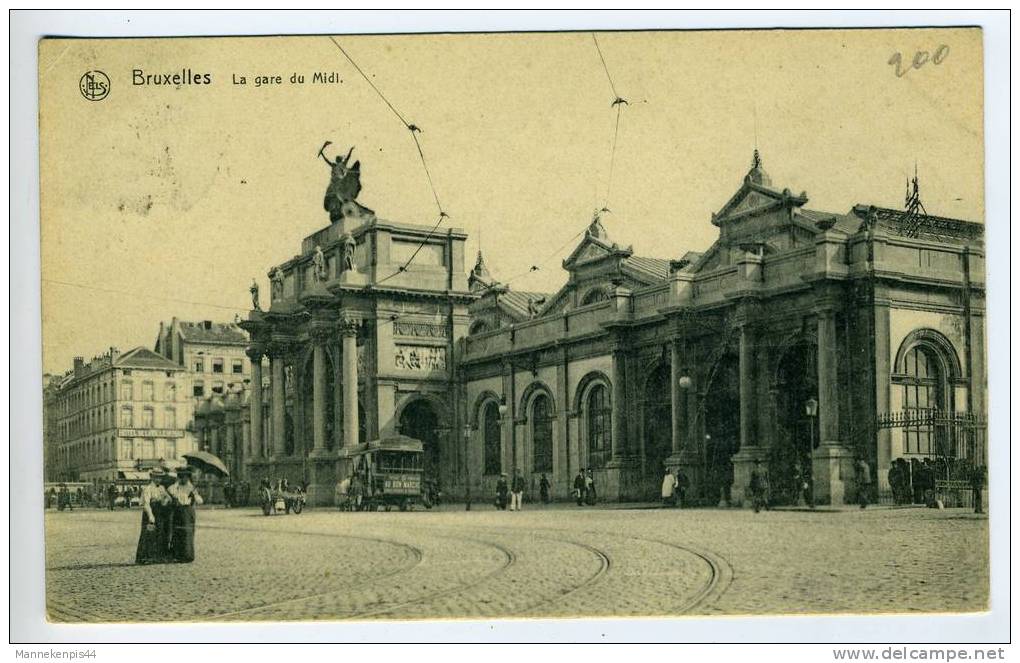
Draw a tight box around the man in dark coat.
[855,457,872,509]
[573,470,585,506]
[749,460,769,513]
[495,474,509,510]
[970,464,986,514]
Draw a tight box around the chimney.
[73,357,85,377]
[203,320,213,330]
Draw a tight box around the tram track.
[474,523,733,615]
[341,535,518,620]
[47,511,730,621]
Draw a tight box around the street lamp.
[462,423,473,511]
[805,397,818,452]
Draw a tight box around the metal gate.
[876,409,986,505]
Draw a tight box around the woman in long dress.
[167,468,203,563]
[135,469,172,564]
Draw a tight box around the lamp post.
[805,397,818,452]
[462,423,472,511]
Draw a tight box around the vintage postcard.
[37,27,989,625]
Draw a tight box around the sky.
[38,28,984,374]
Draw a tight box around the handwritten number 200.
[889,45,950,78]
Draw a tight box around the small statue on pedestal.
[341,232,357,272]
[312,245,328,282]
[270,267,284,301]
[250,279,261,311]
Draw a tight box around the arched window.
[531,394,554,473]
[482,401,502,476]
[581,287,610,306]
[586,384,611,469]
[902,345,946,455]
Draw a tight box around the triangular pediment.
[562,233,633,271]
[713,180,803,226]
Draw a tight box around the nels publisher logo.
[79,70,110,101]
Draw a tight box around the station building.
[243,150,986,506]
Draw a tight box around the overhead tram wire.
[327,36,451,289]
[474,36,632,298]
[591,33,629,211]
[42,278,249,313]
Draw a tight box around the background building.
[154,318,253,399]
[49,347,195,481]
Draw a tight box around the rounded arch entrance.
[641,362,672,495]
[770,338,818,505]
[397,396,445,484]
[703,353,739,504]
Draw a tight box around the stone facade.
[47,347,195,481]
[240,163,474,505]
[243,151,986,506]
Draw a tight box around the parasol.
[181,450,230,478]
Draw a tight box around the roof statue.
[587,208,610,240]
[319,141,363,222]
[745,148,772,187]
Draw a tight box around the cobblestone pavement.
[44,503,987,622]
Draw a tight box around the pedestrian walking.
[661,468,678,507]
[793,461,814,509]
[676,470,689,508]
[539,474,550,504]
[495,473,509,510]
[584,469,597,506]
[510,470,525,511]
[970,464,985,514]
[167,468,203,563]
[573,470,585,506]
[749,459,769,513]
[351,471,365,511]
[855,457,872,509]
[135,469,172,565]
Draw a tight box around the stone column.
[271,351,286,458]
[247,350,264,458]
[610,347,626,460]
[670,339,684,456]
[738,324,755,450]
[812,302,853,504]
[873,295,892,495]
[816,307,838,443]
[311,341,327,455]
[729,321,762,506]
[341,319,360,448]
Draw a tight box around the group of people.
[659,468,690,507]
[222,481,253,508]
[45,483,140,510]
[134,467,204,565]
[572,469,597,506]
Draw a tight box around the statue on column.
[250,279,261,311]
[341,232,356,272]
[269,267,284,301]
[312,245,327,282]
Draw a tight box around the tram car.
[340,435,426,511]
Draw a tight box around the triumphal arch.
[240,146,474,505]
